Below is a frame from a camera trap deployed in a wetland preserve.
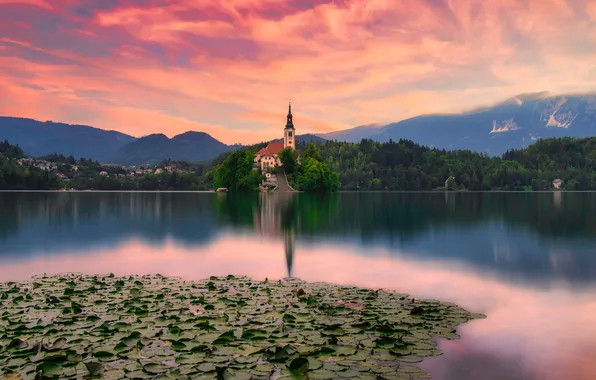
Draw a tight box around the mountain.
[296,133,327,144]
[321,93,596,156]
[0,117,240,164]
[110,131,237,165]
[272,133,327,145]
[318,124,383,143]
[0,117,135,161]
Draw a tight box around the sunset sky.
[1,0,595,144]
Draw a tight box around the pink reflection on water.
[1,236,595,380]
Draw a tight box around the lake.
[1,192,595,379]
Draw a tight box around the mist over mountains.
[1,92,595,164]
[319,92,596,156]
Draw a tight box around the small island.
[0,274,485,379]
[213,102,340,193]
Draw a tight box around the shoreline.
[0,189,591,193]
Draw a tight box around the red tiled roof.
[257,141,285,156]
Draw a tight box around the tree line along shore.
[1,137,596,192]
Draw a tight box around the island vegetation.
[0,273,485,379]
[212,150,264,192]
[3,137,596,191]
[278,145,340,192]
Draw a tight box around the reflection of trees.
[214,192,596,285]
[3,192,596,285]
[299,192,596,241]
[0,193,219,257]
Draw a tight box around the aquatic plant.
[0,274,485,379]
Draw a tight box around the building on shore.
[254,102,297,173]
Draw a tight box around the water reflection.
[1,192,596,379]
[250,193,297,277]
[2,192,596,287]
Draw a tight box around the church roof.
[257,141,285,156]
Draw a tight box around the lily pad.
[0,274,485,379]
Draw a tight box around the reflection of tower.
[252,193,297,277]
[284,228,295,277]
[445,191,456,210]
[553,191,562,210]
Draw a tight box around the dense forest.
[2,137,596,191]
[313,137,596,191]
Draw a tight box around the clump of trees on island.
[212,150,264,192]
[211,144,339,192]
[3,137,596,191]
[278,144,340,192]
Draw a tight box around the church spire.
[285,100,294,129]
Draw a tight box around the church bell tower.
[284,101,295,150]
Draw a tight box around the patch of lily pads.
[0,274,485,379]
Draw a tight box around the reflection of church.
[253,193,296,277]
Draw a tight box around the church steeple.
[284,101,296,150]
[285,101,294,129]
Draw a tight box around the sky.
[0,0,595,144]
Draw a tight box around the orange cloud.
[0,0,594,143]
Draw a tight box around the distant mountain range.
[318,92,596,155]
[110,132,240,165]
[0,117,326,164]
[2,92,595,162]
[0,117,136,162]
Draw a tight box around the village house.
[553,179,563,189]
[254,102,297,173]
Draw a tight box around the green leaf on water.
[84,362,103,376]
[93,351,114,359]
[288,357,309,373]
[143,363,168,374]
[7,339,28,350]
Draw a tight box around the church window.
[288,131,293,137]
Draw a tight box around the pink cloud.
[0,0,51,8]
[0,0,594,142]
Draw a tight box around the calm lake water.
[1,192,595,379]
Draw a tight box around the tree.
[213,150,263,192]
[566,179,579,191]
[293,157,340,192]
[445,176,457,190]
[278,148,299,174]
[302,143,322,162]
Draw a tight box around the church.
[254,102,297,173]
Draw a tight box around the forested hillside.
[3,137,596,191]
[313,137,596,191]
